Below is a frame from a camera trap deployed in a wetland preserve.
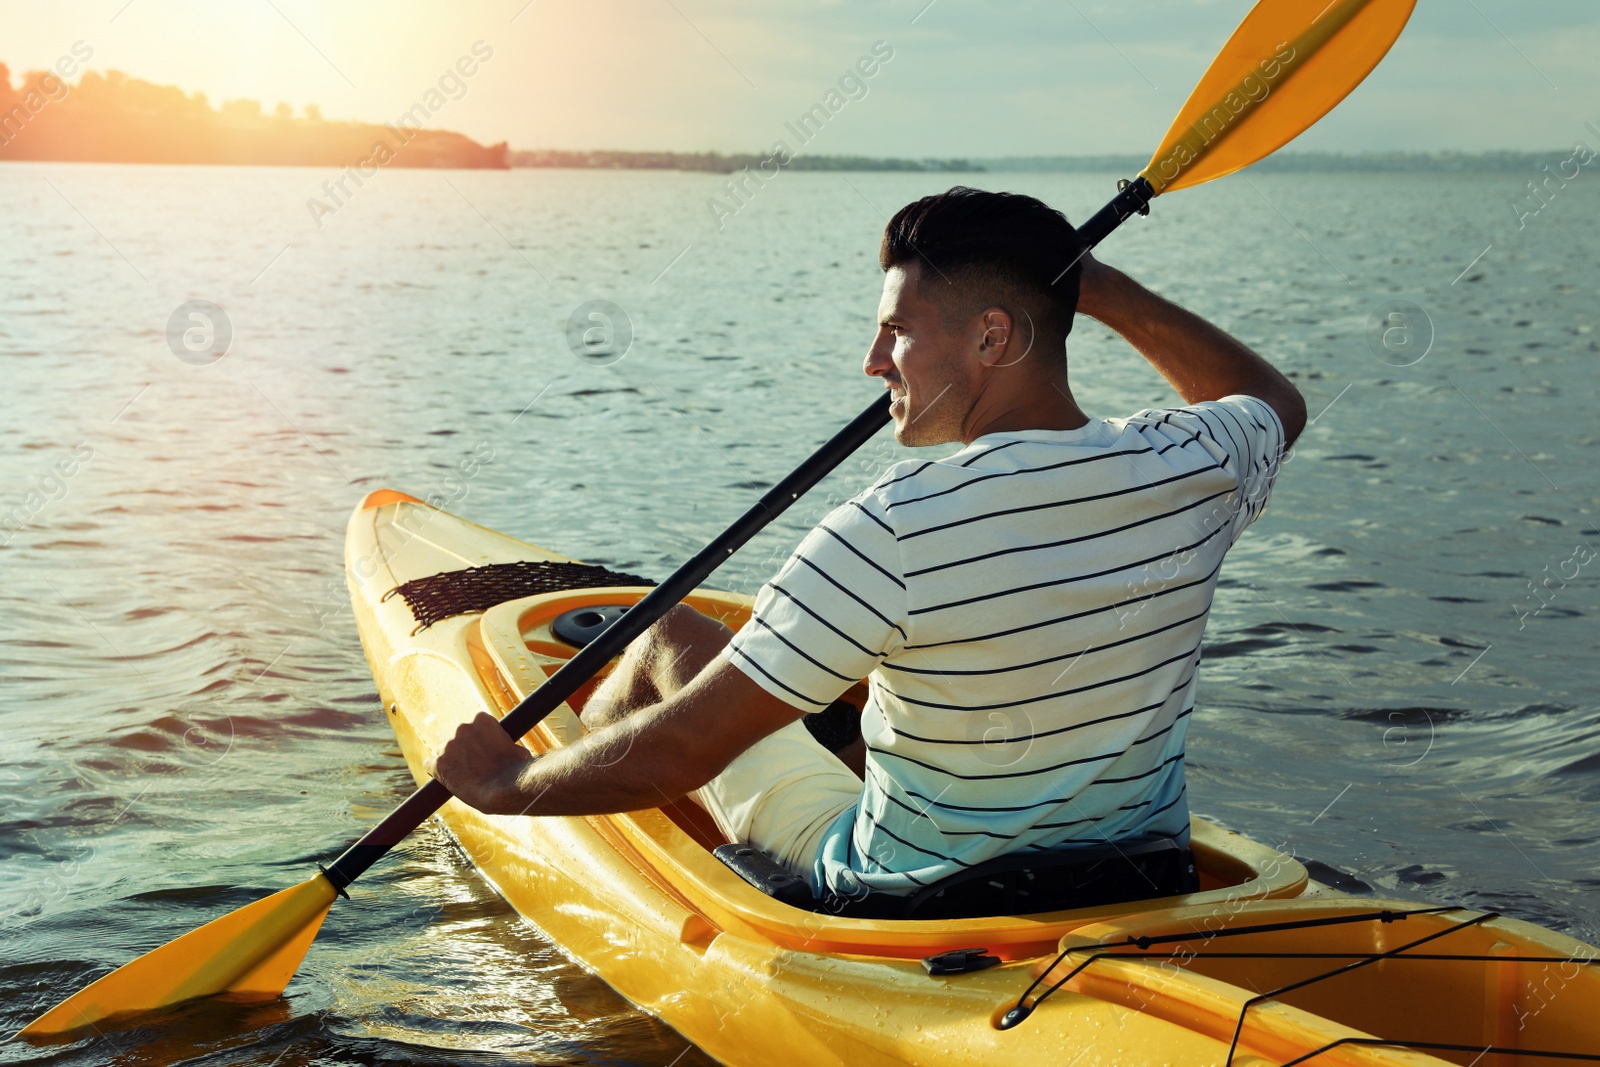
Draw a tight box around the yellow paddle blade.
[1142,0,1416,194]
[18,873,338,1039]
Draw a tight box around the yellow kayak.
[346,489,1599,1066]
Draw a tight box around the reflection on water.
[1,163,1596,1064]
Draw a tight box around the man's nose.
[863,333,892,378]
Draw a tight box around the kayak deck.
[347,491,1600,1066]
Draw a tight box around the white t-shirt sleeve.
[1132,394,1286,544]
[721,490,908,712]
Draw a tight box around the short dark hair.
[879,187,1083,343]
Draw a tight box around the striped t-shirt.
[721,394,1285,900]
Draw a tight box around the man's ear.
[975,307,1016,368]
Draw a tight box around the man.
[428,187,1305,908]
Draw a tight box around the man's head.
[865,187,1084,445]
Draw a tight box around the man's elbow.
[649,714,731,800]
[1266,382,1307,451]
[659,757,719,802]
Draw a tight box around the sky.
[2,0,1597,156]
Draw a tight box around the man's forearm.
[490,707,704,817]
[1078,264,1306,444]
[430,653,808,820]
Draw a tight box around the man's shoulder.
[865,437,1042,503]
[856,453,986,530]
[1113,394,1282,437]
[868,427,1157,506]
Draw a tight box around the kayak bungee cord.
[1221,911,1498,1064]
[1277,1039,1600,1066]
[1017,950,1600,965]
[1003,905,1600,1063]
[999,904,1463,1027]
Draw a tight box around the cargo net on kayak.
[1001,905,1600,1064]
[383,560,654,633]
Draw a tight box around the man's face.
[863,263,975,446]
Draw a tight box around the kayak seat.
[891,836,1199,921]
[715,836,1198,921]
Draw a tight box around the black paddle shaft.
[322,181,1150,893]
[1075,176,1155,251]
[323,395,891,889]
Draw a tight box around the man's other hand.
[1066,249,1306,448]
[425,712,537,815]
[1074,248,1114,321]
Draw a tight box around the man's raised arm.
[1075,255,1307,449]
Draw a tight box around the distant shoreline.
[1,55,507,170]
[509,149,1576,174]
[0,60,1571,175]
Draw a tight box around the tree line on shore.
[0,63,506,168]
[0,61,1570,175]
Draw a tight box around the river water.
[1,162,1596,1065]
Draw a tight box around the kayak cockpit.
[469,585,1312,960]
